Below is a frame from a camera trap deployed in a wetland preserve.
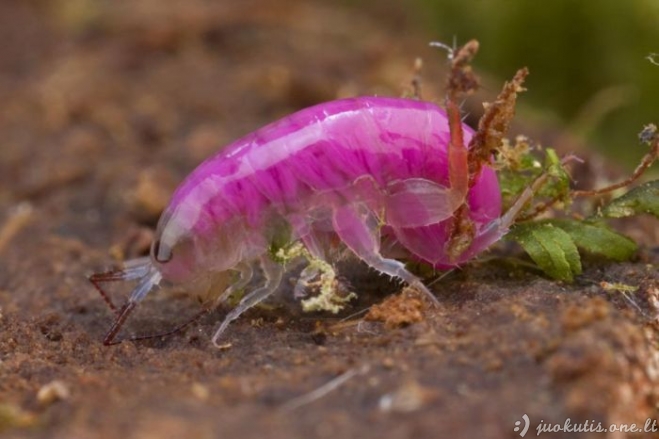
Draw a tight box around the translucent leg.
[211,256,284,347]
[385,178,463,227]
[103,266,162,345]
[463,168,558,261]
[294,264,320,298]
[89,257,152,311]
[294,230,335,298]
[212,262,254,307]
[332,204,439,305]
[301,230,330,260]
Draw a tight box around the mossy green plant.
[502,125,658,281]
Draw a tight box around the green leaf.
[507,222,582,281]
[547,219,637,261]
[496,146,572,213]
[544,147,561,167]
[597,180,659,219]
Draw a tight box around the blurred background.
[1,0,658,221]
[417,0,659,168]
[2,1,658,167]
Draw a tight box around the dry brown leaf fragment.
[468,67,529,186]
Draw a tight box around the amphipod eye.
[152,239,173,263]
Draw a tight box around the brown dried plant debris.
[364,287,428,329]
[445,39,481,103]
[468,68,529,186]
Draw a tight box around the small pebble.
[378,379,430,413]
[191,382,210,401]
[37,380,70,406]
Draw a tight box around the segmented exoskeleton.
[91,97,538,346]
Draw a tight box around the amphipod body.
[92,96,526,346]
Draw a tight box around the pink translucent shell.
[156,97,501,281]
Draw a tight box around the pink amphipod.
[91,97,533,346]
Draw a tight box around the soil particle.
[365,287,428,329]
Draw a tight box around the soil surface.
[1,1,658,439]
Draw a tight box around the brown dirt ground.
[1,1,658,438]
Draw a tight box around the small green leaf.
[497,146,572,213]
[544,147,561,167]
[547,219,637,261]
[598,180,659,219]
[507,222,582,281]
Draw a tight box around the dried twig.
[279,364,370,412]
[0,203,33,254]
[572,124,659,197]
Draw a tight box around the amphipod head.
[149,225,196,285]
[148,200,211,285]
